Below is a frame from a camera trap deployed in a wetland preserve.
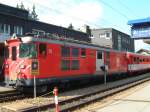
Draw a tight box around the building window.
[14,26,23,35]
[99,33,106,38]
[39,43,47,57]
[118,34,121,50]
[0,23,4,33]
[99,33,110,39]
[61,60,70,70]
[12,46,16,60]
[106,33,110,38]
[0,23,10,34]
[61,46,70,57]
[81,48,86,57]
[72,48,79,57]
[71,60,79,70]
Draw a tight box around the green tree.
[16,3,19,8]
[86,25,91,36]
[31,5,38,20]
[68,23,74,30]
[20,2,25,10]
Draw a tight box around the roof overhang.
[128,17,150,25]
[143,39,150,44]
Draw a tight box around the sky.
[0,0,150,51]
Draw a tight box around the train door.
[96,51,104,75]
[39,43,47,74]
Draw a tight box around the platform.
[0,86,16,94]
[1,102,37,112]
[96,81,150,112]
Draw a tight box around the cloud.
[39,0,103,28]
[0,0,103,28]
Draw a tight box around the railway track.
[14,73,150,112]
[0,91,25,103]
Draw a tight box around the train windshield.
[19,43,37,58]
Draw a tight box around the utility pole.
[33,75,36,98]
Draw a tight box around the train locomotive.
[2,34,150,91]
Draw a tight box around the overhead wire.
[25,0,126,31]
[117,0,139,18]
[99,0,130,20]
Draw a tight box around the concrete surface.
[96,82,150,112]
[0,86,15,93]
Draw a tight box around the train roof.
[126,51,150,57]
[6,34,129,54]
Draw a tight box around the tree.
[20,2,25,10]
[16,3,19,8]
[31,5,38,20]
[86,25,91,36]
[68,23,74,30]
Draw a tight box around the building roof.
[128,17,150,25]
[0,3,29,19]
[92,28,130,36]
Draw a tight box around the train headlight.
[31,60,39,75]
[32,61,38,70]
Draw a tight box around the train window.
[5,47,9,59]
[72,48,79,57]
[61,60,70,70]
[39,43,47,57]
[134,57,136,62]
[81,48,86,57]
[20,43,37,58]
[71,60,79,70]
[97,52,102,59]
[140,59,142,62]
[61,46,70,57]
[12,46,16,60]
[137,57,139,63]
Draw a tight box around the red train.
[2,34,150,91]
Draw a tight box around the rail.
[12,73,150,112]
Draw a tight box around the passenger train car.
[2,34,150,90]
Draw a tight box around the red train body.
[3,35,150,87]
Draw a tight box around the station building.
[128,17,150,44]
[91,28,135,52]
[0,3,90,42]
